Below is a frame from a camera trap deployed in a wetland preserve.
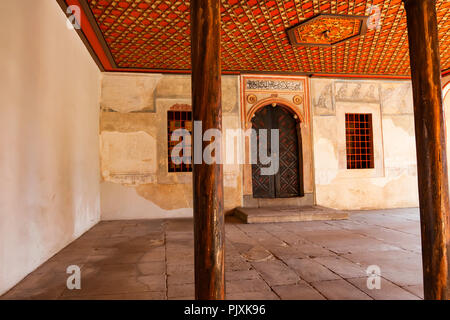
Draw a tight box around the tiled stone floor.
[1,208,423,300]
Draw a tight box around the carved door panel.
[251,105,301,198]
[251,106,276,198]
[273,107,301,198]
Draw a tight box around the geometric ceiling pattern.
[287,14,368,47]
[64,0,449,77]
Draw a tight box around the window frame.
[167,110,193,173]
[345,113,375,170]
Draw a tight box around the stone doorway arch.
[250,102,304,198]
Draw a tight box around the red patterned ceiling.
[61,0,450,77]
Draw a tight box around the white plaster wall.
[442,74,450,87]
[312,79,419,210]
[443,76,450,189]
[0,1,101,294]
[101,182,192,220]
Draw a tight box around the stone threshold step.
[234,205,348,224]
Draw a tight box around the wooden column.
[190,0,225,300]
[403,0,449,300]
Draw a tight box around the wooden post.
[403,0,449,300]
[190,0,225,300]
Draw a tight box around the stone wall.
[311,78,419,210]
[100,74,426,216]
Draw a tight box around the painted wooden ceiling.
[61,0,450,78]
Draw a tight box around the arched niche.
[245,97,304,129]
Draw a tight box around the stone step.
[243,194,314,208]
[234,205,348,224]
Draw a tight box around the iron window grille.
[167,110,192,172]
[345,113,374,169]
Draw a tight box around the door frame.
[246,96,305,126]
[249,98,305,198]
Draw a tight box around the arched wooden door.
[251,104,303,198]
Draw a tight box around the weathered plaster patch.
[369,176,391,188]
[315,168,339,185]
[101,73,162,113]
[335,81,380,103]
[100,131,157,186]
[101,182,192,220]
[313,117,339,162]
[382,117,416,170]
[316,174,418,210]
[155,75,191,98]
[225,184,243,215]
[311,78,335,115]
[380,82,413,114]
[222,76,239,113]
[224,172,239,188]
[135,183,192,210]
[384,115,415,135]
[314,138,338,171]
[100,112,158,137]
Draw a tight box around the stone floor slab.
[311,280,372,300]
[226,291,280,300]
[346,277,420,300]
[272,284,325,300]
[226,278,271,294]
[313,256,366,279]
[251,260,302,286]
[284,258,341,283]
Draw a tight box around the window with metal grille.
[345,113,374,169]
[168,110,192,172]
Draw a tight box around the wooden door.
[251,105,302,198]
